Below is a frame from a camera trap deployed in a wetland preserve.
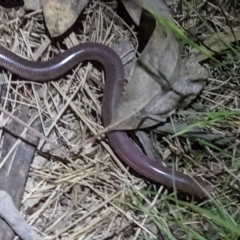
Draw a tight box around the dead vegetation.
[0,0,239,239]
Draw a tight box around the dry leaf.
[24,0,41,10]
[155,121,236,144]
[139,0,173,20]
[135,131,160,159]
[42,0,88,37]
[121,0,173,26]
[121,0,142,25]
[110,2,208,130]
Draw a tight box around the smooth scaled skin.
[0,42,210,198]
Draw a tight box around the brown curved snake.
[0,42,210,198]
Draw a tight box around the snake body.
[0,42,208,198]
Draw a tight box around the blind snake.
[0,42,210,198]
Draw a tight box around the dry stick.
[0,37,156,160]
[51,185,155,239]
[28,185,62,225]
[45,68,129,174]
[84,181,156,238]
[0,9,42,30]
[133,186,162,240]
[68,89,161,153]
[49,191,122,239]
[0,114,38,170]
[0,106,64,153]
[0,36,138,158]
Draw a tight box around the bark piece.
[0,105,41,240]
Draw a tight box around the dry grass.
[0,0,239,239]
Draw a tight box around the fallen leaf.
[42,0,88,37]
[110,1,208,130]
[121,0,142,25]
[24,0,41,10]
[155,121,236,144]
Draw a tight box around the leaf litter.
[0,0,239,239]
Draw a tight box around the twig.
[0,106,64,153]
